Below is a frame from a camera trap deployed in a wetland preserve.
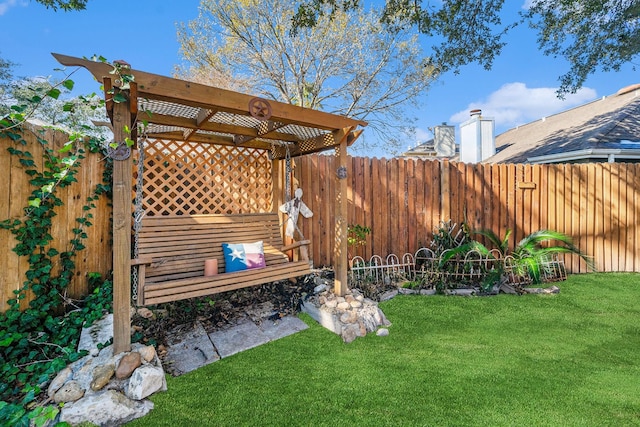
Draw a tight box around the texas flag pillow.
[222,241,266,273]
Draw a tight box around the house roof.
[488,84,640,163]
[52,53,366,160]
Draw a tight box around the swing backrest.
[137,213,289,283]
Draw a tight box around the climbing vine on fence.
[0,72,114,425]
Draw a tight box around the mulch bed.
[130,271,323,349]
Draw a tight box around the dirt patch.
[131,271,323,348]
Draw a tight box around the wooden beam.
[112,89,133,354]
[271,127,362,160]
[334,135,349,296]
[52,53,367,131]
[145,131,273,151]
[183,108,217,141]
[140,111,300,143]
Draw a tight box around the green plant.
[347,224,371,259]
[0,68,115,425]
[441,227,596,291]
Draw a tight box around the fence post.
[440,159,450,222]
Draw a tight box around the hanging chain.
[131,137,147,302]
[284,142,292,203]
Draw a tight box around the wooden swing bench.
[132,212,311,306]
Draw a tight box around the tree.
[177,0,438,154]
[1,76,108,139]
[525,0,640,96]
[35,0,88,11]
[0,54,15,108]
[294,0,640,96]
[293,0,513,73]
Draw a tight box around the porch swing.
[52,52,365,352]
[130,139,313,306]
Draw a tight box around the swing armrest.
[131,257,153,266]
[281,240,311,262]
[281,240,310,252]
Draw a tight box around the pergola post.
[334,139,349,296]
[112,90,133,354]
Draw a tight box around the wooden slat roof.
[53,53,366,159]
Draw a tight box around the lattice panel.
[136,139,272,216]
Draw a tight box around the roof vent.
[470,109,482,117]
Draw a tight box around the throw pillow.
[222,241,266,273]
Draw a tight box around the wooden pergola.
[53,53,366,353]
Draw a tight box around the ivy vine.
[0,71,114,426]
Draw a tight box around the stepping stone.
[209,320,269,358]
[258,315,308,341]
[164,321,219,375]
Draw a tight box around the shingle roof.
[488,84,640,163]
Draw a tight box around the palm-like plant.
[507,229,595,283]
[440,228,596,287]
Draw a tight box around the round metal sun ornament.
[248,97,272,121]
[107,142,131,160]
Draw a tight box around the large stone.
[341,324,360,343]
[209,320,269,359]
[137,345,157,363]
[379,289,398,301]
[60,389,153,426]
[126,365,167,400]
[337,301,351,310]
[47,366,72,397]
[164,321,219,375]
[90,363,115,391]
[78,313,113,356]
[53,380,85,403]
[339,311,358,324]
[116,352,142,379]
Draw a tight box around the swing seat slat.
[133,212,311,306]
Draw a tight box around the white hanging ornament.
[279,188,313,238]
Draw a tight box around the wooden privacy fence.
[294,155,640,274]
[0,125,111,313]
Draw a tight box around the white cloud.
[449,82,597,131]
[0,0,26,16]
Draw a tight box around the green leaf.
[46,88,61,100]
[62,79,74,90]
[28,199,41,208]
[62,102,74,112]
[112,93,127,103]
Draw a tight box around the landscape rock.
[376,328,389,337]
[341,324,359,343]
[126,365,167,400]
[116,352,142,379]
[138,345,157,363]
[379,289,398,301]
[337,301,351,310]
[314,284,328,294]
[302,287,392,343]
[60,389,154,426]
[48,366,73,397]
[78,313,114,356]
[90,363,115,391]
[137,307,155,319]
[53,380,85,403]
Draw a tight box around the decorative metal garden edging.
[349,248,567,289]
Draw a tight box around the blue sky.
[1,0,638,158]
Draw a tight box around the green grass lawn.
[128,273,640,426]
